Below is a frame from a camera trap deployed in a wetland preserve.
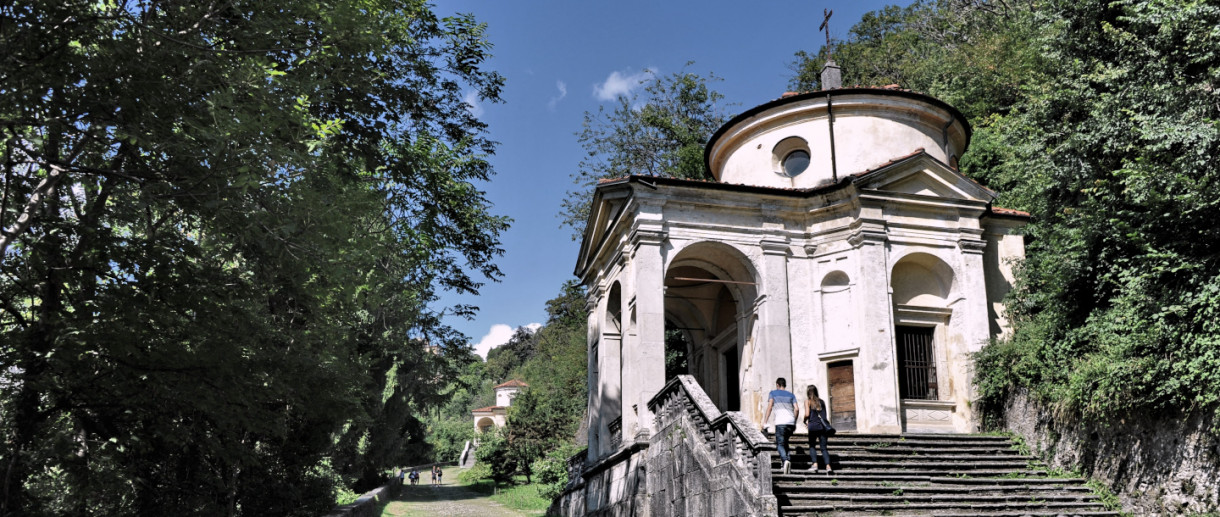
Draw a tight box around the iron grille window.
[896,326,937,400]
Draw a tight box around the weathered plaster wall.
[1003,390,1220,516]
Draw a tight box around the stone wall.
[551,375,778,517]
[1002,389,1220,516]
[324,482,400,517]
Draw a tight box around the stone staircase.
[765,432,1121,517]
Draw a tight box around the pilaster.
[756,237,794,407]
[852,225,903,433]
[623,224,667,440]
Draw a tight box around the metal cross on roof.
[819,8,834,53]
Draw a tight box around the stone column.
[850,215,903,433]
[756,237,794,417]
[955,233,990,431]
[585,287,602,461]
[622,220,666,440]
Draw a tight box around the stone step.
[772,469,1051,479]
[826,446,1026,455]
[768,433,1122,515]
[782,492,1102,503]
[766,432,1015,443]
[774,453,1036,463]
[780,505,1121,517]
[779,501,1113,514]
[776,483,1097,494]
[771,463,1038,473]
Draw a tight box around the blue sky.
[433,0,911,357]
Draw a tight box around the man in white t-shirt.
[760,377,800,474]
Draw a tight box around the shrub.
[532,444,583,500]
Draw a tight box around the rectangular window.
[896,326,937,400]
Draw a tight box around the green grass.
[489,478,551,513]
[459,472,550,513]
[380,466,550,517]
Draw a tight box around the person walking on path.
[430,465,437,486]
[436,466,444,485]
[760,377,799,474]
[803,385,833,475]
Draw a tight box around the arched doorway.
[663,242,758,412]
[890,253,955,402]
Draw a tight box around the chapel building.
[574,71,1028,462]
[471,379,527,433]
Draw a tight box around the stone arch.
[476,417,495,434]
[891,252,955,307]
[662,241,760,411]
[605,281,623,332]
[890,252,955,405]
[821,270,851,290]
[819,270,855,350]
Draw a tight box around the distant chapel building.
[472,379,527,433]
[574,67,1028,468]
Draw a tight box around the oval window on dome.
[782,150,810,176]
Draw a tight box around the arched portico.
[662,241,760,412]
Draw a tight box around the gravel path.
[380,467,541,517]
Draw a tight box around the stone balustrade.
[551,375,777,516]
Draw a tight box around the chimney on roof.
[821,59,842,90]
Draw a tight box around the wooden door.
[827,360,856,431]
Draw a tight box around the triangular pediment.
[574,182,632,277]
[855,152,995,202]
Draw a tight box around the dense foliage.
[0,1,506,515]
[791,0,1220,427]
[561,66,730,236]
[451,281,588,491]
[504,281,589,480]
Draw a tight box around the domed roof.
[704,87,971,190]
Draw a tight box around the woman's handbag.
[815,410,837,436]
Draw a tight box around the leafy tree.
[790,3,944,92]
[473,428,517,484]
[561,66,730,236]
[424,417,475,464]
[484,325,539,383]
[505,282,588,482]
[790,1,1045,121]
[532,443,583,500]
[0,0,506,515]
[972,0,1220,426]
[789,0,1220,431]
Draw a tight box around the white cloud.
[547,80,568,111]
[473,322,543,359]
[593,69,652,101]
[463,90,484,118]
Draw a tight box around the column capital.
[848,227,887,248]
[957,238,987,255]
[760,237,792,256]
[630,227,668,247]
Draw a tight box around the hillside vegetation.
[792,0,1220,428]
[426,281,588,497]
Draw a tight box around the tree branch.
[0,162,65,258]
